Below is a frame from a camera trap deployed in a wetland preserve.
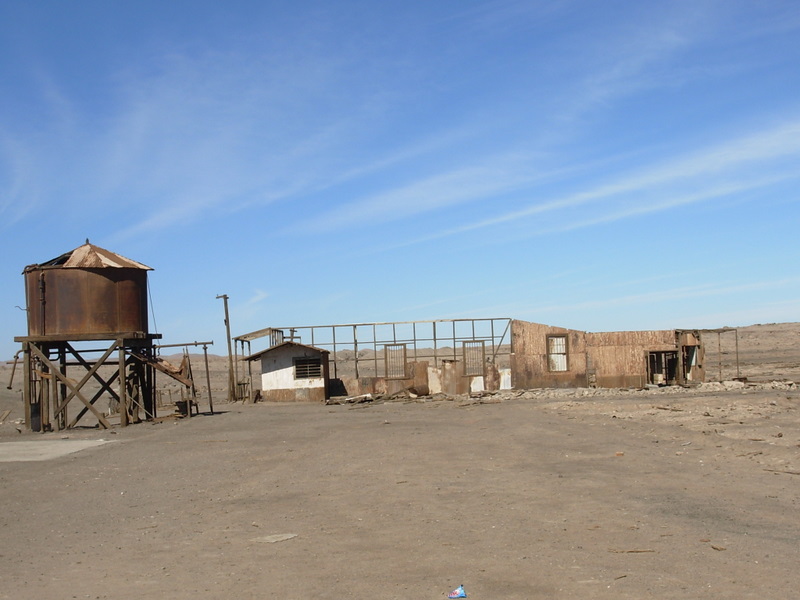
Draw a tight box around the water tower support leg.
[118,340,128,427]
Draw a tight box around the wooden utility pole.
[216,294,235,403]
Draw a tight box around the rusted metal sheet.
[37,242,152,270]
[587,330,675,350]
[511,320,705,389]
[23,243,151,338]
[24,267,149,337]
[17,244,166,431]
[510,320,588,389]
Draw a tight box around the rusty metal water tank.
[23,242,152,338]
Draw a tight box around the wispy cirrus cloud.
[536,277,800,314]
[364,117,800,251]
[2,37,411,236]
[0,135,37,226]
[296,154,542,234]
[538,172,798,237]
[245,289,270,305]
[462,276,800,328]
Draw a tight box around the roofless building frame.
[235,317,514,381]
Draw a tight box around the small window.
[295,357,322,379]
[547,335,568,372]
[462,341,485,376]
[384,344,407,379]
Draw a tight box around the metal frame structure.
[14,242,213,429]
[14,333,161,431]
[691,327,740,382]
[236,318,513,381]
[14,334,218,431]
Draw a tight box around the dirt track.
[1,383,799,599]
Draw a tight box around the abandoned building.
[511,320,703,389]
[245,341,330,402]
[236,318,705,402]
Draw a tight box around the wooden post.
[145,343,156,420]
[217,294,235,403]
[203,344,214,415]
[57,345,67,430]
[41,358,51,433]
[23,343,31,430]
[233,339,240,402]
[51,361,59,431]
[119,341,128,427]
[185,351,193,419]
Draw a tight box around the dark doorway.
[648,351,678,385]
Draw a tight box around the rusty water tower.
[23,241,151,338]
[15,242,162,431]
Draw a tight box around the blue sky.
[1,0,799,359]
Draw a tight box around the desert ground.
[0,323,798,599]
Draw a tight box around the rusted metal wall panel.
[689,343,705,382]
[680,331,701,346]
[585,330,675,388]
[510,322,703,389]
[585,330,706,387]
[587,330,676,350]
[510,320,587,388]
[678,331,705,383]
[594,374,648,388]
[25,267,148,337]
[587,344,649,388]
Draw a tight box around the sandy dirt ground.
[0,323,798,599]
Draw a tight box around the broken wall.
[586,330,676,388]
[510,320,588,389]
[332,358,501,398]
[678,330,705,383]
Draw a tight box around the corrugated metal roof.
[235,327,281,342]
[244,341,330,362]
[34,242,152,270]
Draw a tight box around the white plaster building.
[245,342,330,402]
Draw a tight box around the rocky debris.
[324,379,797,407]
[325,393,375,405]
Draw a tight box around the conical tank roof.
[26,241,152,271]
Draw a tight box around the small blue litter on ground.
[448,584,467,598]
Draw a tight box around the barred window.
[547,335,568,372]
[462,341,485,376]
[384,344,407,379]
[295,357,322,379]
